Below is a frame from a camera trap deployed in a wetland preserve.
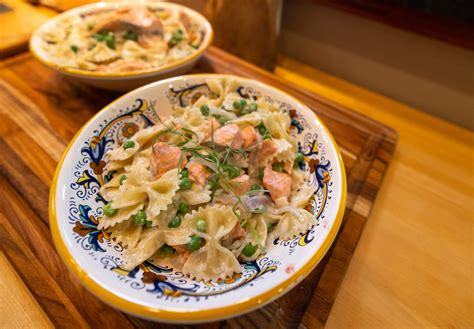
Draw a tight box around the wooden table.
[276,56,474,328]
[0,29,473,329]
[0,0,54,58]
[0,46,398,328]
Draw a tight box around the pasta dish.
[99,77,316,281]
[38,5,205,73]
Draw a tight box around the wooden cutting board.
[0,0,53,59]
[0,46,397,328]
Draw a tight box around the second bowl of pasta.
[50,74,346,323]
[30,2,213,91]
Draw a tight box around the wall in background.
[171,0,282,70]
[280,0,474,130]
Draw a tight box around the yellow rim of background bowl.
[49,74,347,323]
[30,2,214,79]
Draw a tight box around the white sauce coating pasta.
[101,77,317,281]
[39,5,205,73]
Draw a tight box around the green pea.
[178,202,189,215]
[168,216,181,228]
[123,140,135,149]
[218,115,229,125]
[258,167,264,181]
[240,108,251,116]
[160,244,176,255]
[272,163,284,172]
[243,243,257,257]
[258,124,267,136]
[119,175,127,185]
[180,169,189,178]
[249,102,258,111]
[239,99,247,107]
[179,178,192,190]
[200,104,210,116]
[251,184,261,191]
[133,210,147,225]
[233,100,242,109]
[145,220,153,228]
[186,235,202,251]
[103,202,118,217]
[196,218,206,232]
[70,45,79,53]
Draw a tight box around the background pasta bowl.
[30,2,213,91]
[50,74,346,323]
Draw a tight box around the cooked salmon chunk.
[173,244,192,263]
[92,7,163,34]
[229,174,250,195]
[241,126,257,148]
[258,139,277,164]
[150,142,187,177]
[222,222,247,241]
[263,166,291,203]
[283,160,294,175]
[187,162,211,187]
[212,123,243,149]
[203,117,221,141]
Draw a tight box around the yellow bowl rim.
[49,73,347,323]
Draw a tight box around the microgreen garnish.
[247,225,266,252]
[169,28,184,46]
[92,30,116,49]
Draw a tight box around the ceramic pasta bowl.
[49,74,346,323]
[30,2,213,91]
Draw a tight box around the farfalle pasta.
[37,5,206,73]
[100,77,316,280]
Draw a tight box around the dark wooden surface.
[0,46,397,328]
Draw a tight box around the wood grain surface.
[0,0,52,58]
[0,47,396,328]
[276,55,474,329]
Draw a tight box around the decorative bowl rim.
[49,73,347,322]
[29,1,214,79]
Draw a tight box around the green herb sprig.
[92,30,116,49]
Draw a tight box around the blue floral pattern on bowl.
[50,75,345,322]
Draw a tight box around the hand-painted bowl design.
[49,74,346,323]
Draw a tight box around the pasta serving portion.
[39,5,205,73]
[99,77,316,281]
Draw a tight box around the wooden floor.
[275,56,473,328]
[0,52,472,328]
